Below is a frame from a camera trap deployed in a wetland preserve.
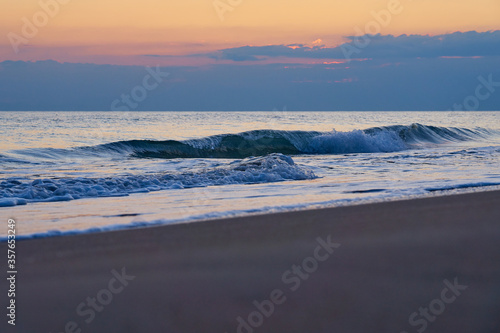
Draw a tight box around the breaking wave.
[83,123,496,159]
[3,124,495,162]
[0,154,316,206]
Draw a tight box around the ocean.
[1,111,499,238]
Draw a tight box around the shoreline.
[3,184,500,241]
[2,189,500,332]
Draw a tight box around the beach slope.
[2,190,500,332]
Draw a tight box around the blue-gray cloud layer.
[1,31,500,111]
[206,31,500,61]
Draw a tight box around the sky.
[1,0,499,110]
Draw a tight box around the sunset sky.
[1,0,499,65]
[1,1,499,110]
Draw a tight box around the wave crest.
[89,124,494,158]
[3,124,495,162]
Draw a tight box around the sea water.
[1,111,499,238]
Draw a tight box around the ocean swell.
[2,124,496,163]
[88,123,495,159]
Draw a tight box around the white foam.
[0,154,316,206]
[305,129,407,154]
[0,197,27,207]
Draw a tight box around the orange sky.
[1,0,499,65]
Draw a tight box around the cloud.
[342,30,500,59]
[2,55,500,111]
[311,39,323,46]
[200,31,500,62]
[2,31,500,111]
[206,44,344,61]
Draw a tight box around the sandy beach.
[2,189,500,333]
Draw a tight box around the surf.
[86,124,496,159]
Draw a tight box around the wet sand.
[2,190,500,332]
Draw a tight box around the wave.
[86,123,495,159]
[3,124,496,162]
[0,154,316,207]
